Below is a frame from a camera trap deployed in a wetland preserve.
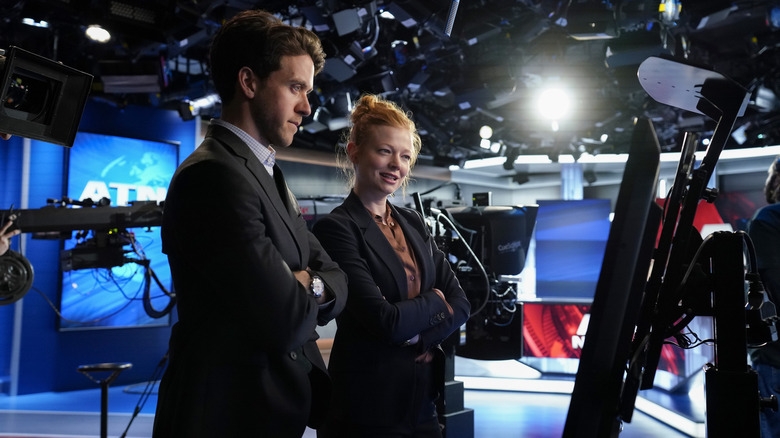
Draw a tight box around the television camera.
[0,198,174,318]
[0,46,92,147]
[411,191,538,360]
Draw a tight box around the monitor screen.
[534,199,612,300]
[59,131,177,330]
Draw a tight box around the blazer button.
[289,351,298,360]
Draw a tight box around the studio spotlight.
[503,146,520,170]
[302,106,331,134]
[178,93,221,121]
[538,87,571,121]
[85,25,111,43]
[584,169,597,185]
[513,171,529,185]
[479,125,493,139]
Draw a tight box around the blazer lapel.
[343,192,408,300]
[208,125,303,258]
[393,206,434,293]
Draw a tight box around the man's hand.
[293,269,312,289]
[293,269,328,304]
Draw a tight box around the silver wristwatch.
[310,274,324,298]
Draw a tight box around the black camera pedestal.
[439,344,474,438]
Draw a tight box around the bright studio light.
[479,125,493,139]
[537,87,572,121]
[85,25,111,43]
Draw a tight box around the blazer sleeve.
[406,209,471,351]
[301,220,348,326]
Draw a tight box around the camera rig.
[0,199,174,318]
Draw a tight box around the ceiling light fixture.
[479,125,493,139]
[538,87,572,121]
[22,18,49,28]
[85,25,111,43]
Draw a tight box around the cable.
[133,259,176,319]
[433,210,490,317]
[34,284,137,326]
[419,181,462,199]
[119,350,169,438]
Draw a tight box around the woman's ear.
[346,142,359,164]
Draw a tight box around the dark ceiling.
[3,0,780,167]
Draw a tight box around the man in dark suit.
[749,156,780,438]
[153,10,347,438]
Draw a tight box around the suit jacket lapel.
[343,192,408,300]
[391,205,434,293]
[208,125,303,258]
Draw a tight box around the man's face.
[250,54,314,148]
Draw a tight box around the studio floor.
[0,379,695,438]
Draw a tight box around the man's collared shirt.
[210,118,276,176]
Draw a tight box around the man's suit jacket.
[312,191,470,433]
[153,124,347,437]
[748,202,780,366]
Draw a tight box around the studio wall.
[1,101,197,395]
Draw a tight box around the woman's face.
[350,124,414,200]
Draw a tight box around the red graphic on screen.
[523,303,688,377]
[658,343,686,376]
[523,303,589,358]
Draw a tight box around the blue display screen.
[59,131,178,330]
[534,199,612,300]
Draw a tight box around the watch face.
[311,276,324,296]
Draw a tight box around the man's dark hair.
[209,10,326,104]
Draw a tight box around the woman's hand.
[432,288,453,316]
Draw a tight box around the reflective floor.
[0,381,694,438]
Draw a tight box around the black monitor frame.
[563,117,662,437]
[564,56,753,437]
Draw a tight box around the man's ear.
[237,67,257,99]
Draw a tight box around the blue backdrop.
[0,100,197,394]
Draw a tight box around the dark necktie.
[272,164,291,211]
